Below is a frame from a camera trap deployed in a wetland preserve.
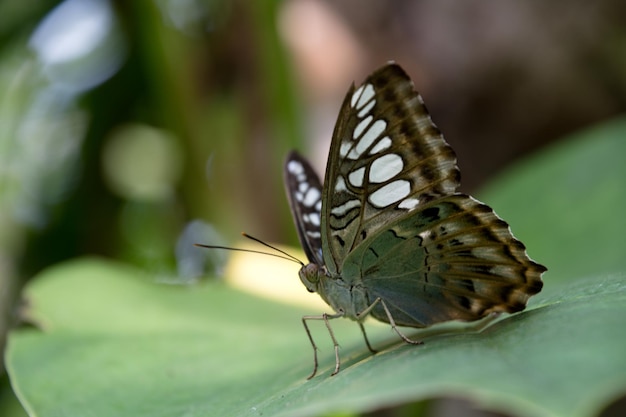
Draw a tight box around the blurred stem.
[124,0,303,243]
[248,0,304,242]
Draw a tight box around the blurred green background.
[1,0,626,415]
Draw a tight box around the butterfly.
[283,62,546,379]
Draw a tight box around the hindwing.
[342,194,546,327]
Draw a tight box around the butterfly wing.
[284,151,324,265]
[321,63,460,274]
[341,194,545,327]
[287,62,545,327]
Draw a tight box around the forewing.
[284,151,324,265]
[343,194,545,327]
[322,63,460,273]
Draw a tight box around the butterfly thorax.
[299,263,370,320]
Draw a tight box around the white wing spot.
[302,187,322,207]
[303,187,321,207]
[331,199,361,216]
[287,160,303,174]
[351,85,365,108]
[307,231,321,239]
[348,166,365,187]
[298,182,307,192]
[309,212,320,227]
[357,100,375,118]
[339,141,352,158]
[355,84,375,109]
[315,201,322,212]
[369,136,392,154]
[335,176,347,192]
[398,198,420,210]
[356,120,386,155]
[295,191,304,202]
[353,115,373,140]
[369,180,410,208]
[347,147,360,160]
[370,153,403,183]
[418,230,432,240]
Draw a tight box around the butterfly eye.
[299,264,321,293]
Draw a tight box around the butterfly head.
[299,263,326,293]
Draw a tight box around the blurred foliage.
[1,0,301,411]
[1,0,626,416]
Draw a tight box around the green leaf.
[7,118,626,417]
[5,258,626,417]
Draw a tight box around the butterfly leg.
[302,311,344,379]
[378,298,423,345]
[357,321,377,354]
[354,301,384,353]
[358,298,423,346]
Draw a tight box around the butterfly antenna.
[241,233,304,266]
[194,233,304,266]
